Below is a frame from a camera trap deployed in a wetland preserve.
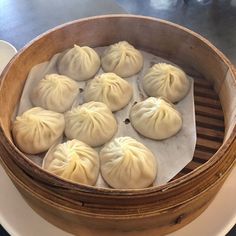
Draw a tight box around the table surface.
[0,0,125,49]
[0,0,236,235]
[116,0,236,65]
[1,0,235,65]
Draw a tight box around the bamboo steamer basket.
[0,15,236,235]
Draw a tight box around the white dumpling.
[100,137,157,189]
[12,107,65,154]
[42,139,99,185]
[31,74,80,113]
[101,41,143,77]
[57,45,100,81]
[130,97,182,140]
[142,63,190,103]
[84,73,133,112]
[65,102,117,147]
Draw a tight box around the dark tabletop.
[0,0,125,49]
[116,0,236,65]
[0,0,235,235]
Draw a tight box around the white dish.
[0,41,235,236]
[0,164,236,236]
[0,40,17,74]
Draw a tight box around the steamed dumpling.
[31,74,80,113]
[142,63,190,103]
[57,45,100,81]
[12,107,65,154]
[101,41,143,77]
[84,73,133,112]
[42,139,99,185]
[65,102,117,147]
[130,97,182,140]
[100,137,157,189]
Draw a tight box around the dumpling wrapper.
[65,101,118,147]
[57,45,100,81]
[12,107,65,154]
[31,73,80,113]
[43,139,99,185]
[142,63,190,103]
[101,41,143,78]
[130,97,182,140]
[84,72,133,112]
[100,136,157,189]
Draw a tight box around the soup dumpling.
[42,139,99,185]
[57,45,100,81]
[65,101,117,147]
[130,97,182,140]
[101,41,143,77]
[84,73,133,112]
[142,63,190,103]
[100,136,157,189]
[12,107,65,154]
[31,74,79,113]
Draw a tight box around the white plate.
[0,164,236,236]
[0,41,235,236]
[0,40,17,74]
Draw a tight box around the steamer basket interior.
[0,15,236,193]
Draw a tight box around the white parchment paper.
[16,47,196,187]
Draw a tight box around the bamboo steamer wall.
[0,146,234,235]
[0,15,236,235]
